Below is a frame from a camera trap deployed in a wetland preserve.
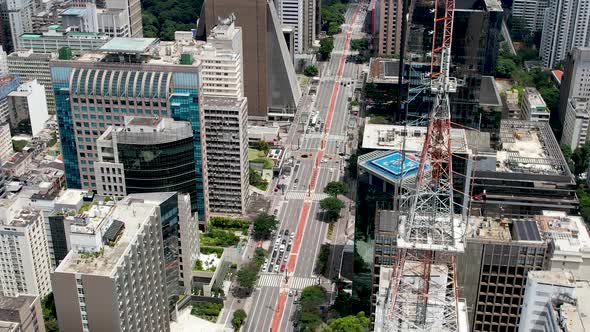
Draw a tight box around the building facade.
[18,28,111,54]
[377,0,402,56]
[512,0,548,32]
[52,199,170,332]
[6,0,34,50]
[561,97,590,149]
[276,0,303,54]
[558,48,590,125]
[200,21,249,215]
[8,79,49,136]
[50,38,207,219]
[540,0,590,68]
[520,87,549,122]
[0,123,13,165]
[94,117,200,213]
[7,50,56,113]
[0,208,52,298]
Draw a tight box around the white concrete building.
[17,27,111,54]
[521,87,549,122]
[6,0,34,50]
[561,97,590,149]
[0,46,8,76]
[512,0,548,32]
[105,0,143,37]
[0,123,14,165]
[276,0,303,54]
[0,207,52,298]
[200,21,249,216]
[8,79,49,137]
[52,199,170,332]
[7,50,56,113]
[540,0,590,68]
[559,48,590,124]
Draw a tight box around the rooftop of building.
[1,209,41,228]
[358,150,426,184]
[7,49,55,59]
[361,120,470,153]
[99,116,192,145]
[202,96,245,109]
[466,215,544,243]
[552,70,563,83]
[99,37,159,54]
[536,211,590,254]
[54,189,86,207]
[367,58,400,84]
[67,203,114,234]
[528,270,576,287]
[0,295,36,315]
[59,7,87,16]
[126,116,162,127]
[492,120,569,176]
[56,198,159,275]
[523,87,547,107]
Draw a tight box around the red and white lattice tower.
[383,0,467,330]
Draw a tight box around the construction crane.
[382,0,467,330]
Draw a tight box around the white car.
[290,232,295,239]
[274,265,280,273]
[280,244,286,252]
[288,239,293,245]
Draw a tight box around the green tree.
[236,267,258,289]
[304,65,319,77]
[319,37,335,60]
[232,309,247,330]
[300,285,327,308]
[252,213,278,240]
[256,140,270,154]
[249,168,268,191]
[252,247,268,267]
[573,142,590,175]
[332,292,353,317]
[350,38,369,51]
[328,21,341,35]
[320,197,345,221]
[324,181,348,197]
[316,244,331,276]
[496,57,517,78]
[42,293,58,332]
[323,312,370,332]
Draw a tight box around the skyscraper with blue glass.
[50,37,209,219]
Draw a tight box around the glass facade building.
[51,61,206,218]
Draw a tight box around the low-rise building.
[502,89,521,119]
[521,87,550,122]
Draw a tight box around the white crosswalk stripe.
[290,277,318,290]
[257,273,283,287]
[284,192,329,201]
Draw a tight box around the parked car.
[280,264,286,273]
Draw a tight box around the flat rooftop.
[362,121,470,153]
[466,215,545,244]
[358,150,426,184]
[99,37,159,54]
[494,120,569,176]
[126,116,162,127]
[524,87,547,108]
[56,200,158,275]
[528,270,575,287]
[54,189,86,207]
[0,295,36,315]
[479,76,502,106]
[60,7,86,16]
[368,58,400,84]
[536,211,590,254]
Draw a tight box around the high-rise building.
[512,0,548,32]
[17,27,111,54]
[199,1,301,121]
[200,20,249,215]
[105,0,143,37]
[0,295,46,332]
[8,79,49,136]
[377,0,402,56]
[6,0,34,50]
[561,97,590,149]
[0,46,7,76]
[0,208,52,298]
[0,75,20,124]
[540,0,590,68]
[52,198,170,332]
[7,50,56,113]
[94,117,200,213]
[276,0,303,54]
[50,37,207,218]
[520,87,549,122]
[558,48,590,125]
[302,0,318,53]
[458,216,548,332]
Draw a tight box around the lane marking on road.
[271,292,287,332]
[287,201,310,271]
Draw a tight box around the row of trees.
[235,247,268,293]
[320,181,348,222]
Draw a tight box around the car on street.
[283,255,288,262]
[264,258,269,266]
[289,239,293,245]
[272,250,277,258]
[281,239,287,245]
[280,264,286,273]
[284,229,289,236]
[274,265,280,273]
[280,244,286,252]
[288,289,294,297]
[286,244,292,252]
[276,258,281,265]
[273,208,278,215]
[268,264,274,272]
[290,232,295,239]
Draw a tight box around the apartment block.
[0,123,14,165]
[0,47,7,76]
[0,76,20,124]
[0,295,45,332]
[377,0,402,56]
[6,0,34,50]
[0,208,52,298]
[94,117,200,213]
[302,0,318,53]
[458,215,548,332]
[561,97,590,149]
[8,79,49,137]
[558,48,590,125]
[52,198,169,332]
[276,0,303,54]
[540,0,590,68]
[7,50,56,113]
[200,21,249,216]
[105,0,143,37]
[50,37,207,218]
[512,0,548,32]
[520,87,549,122]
